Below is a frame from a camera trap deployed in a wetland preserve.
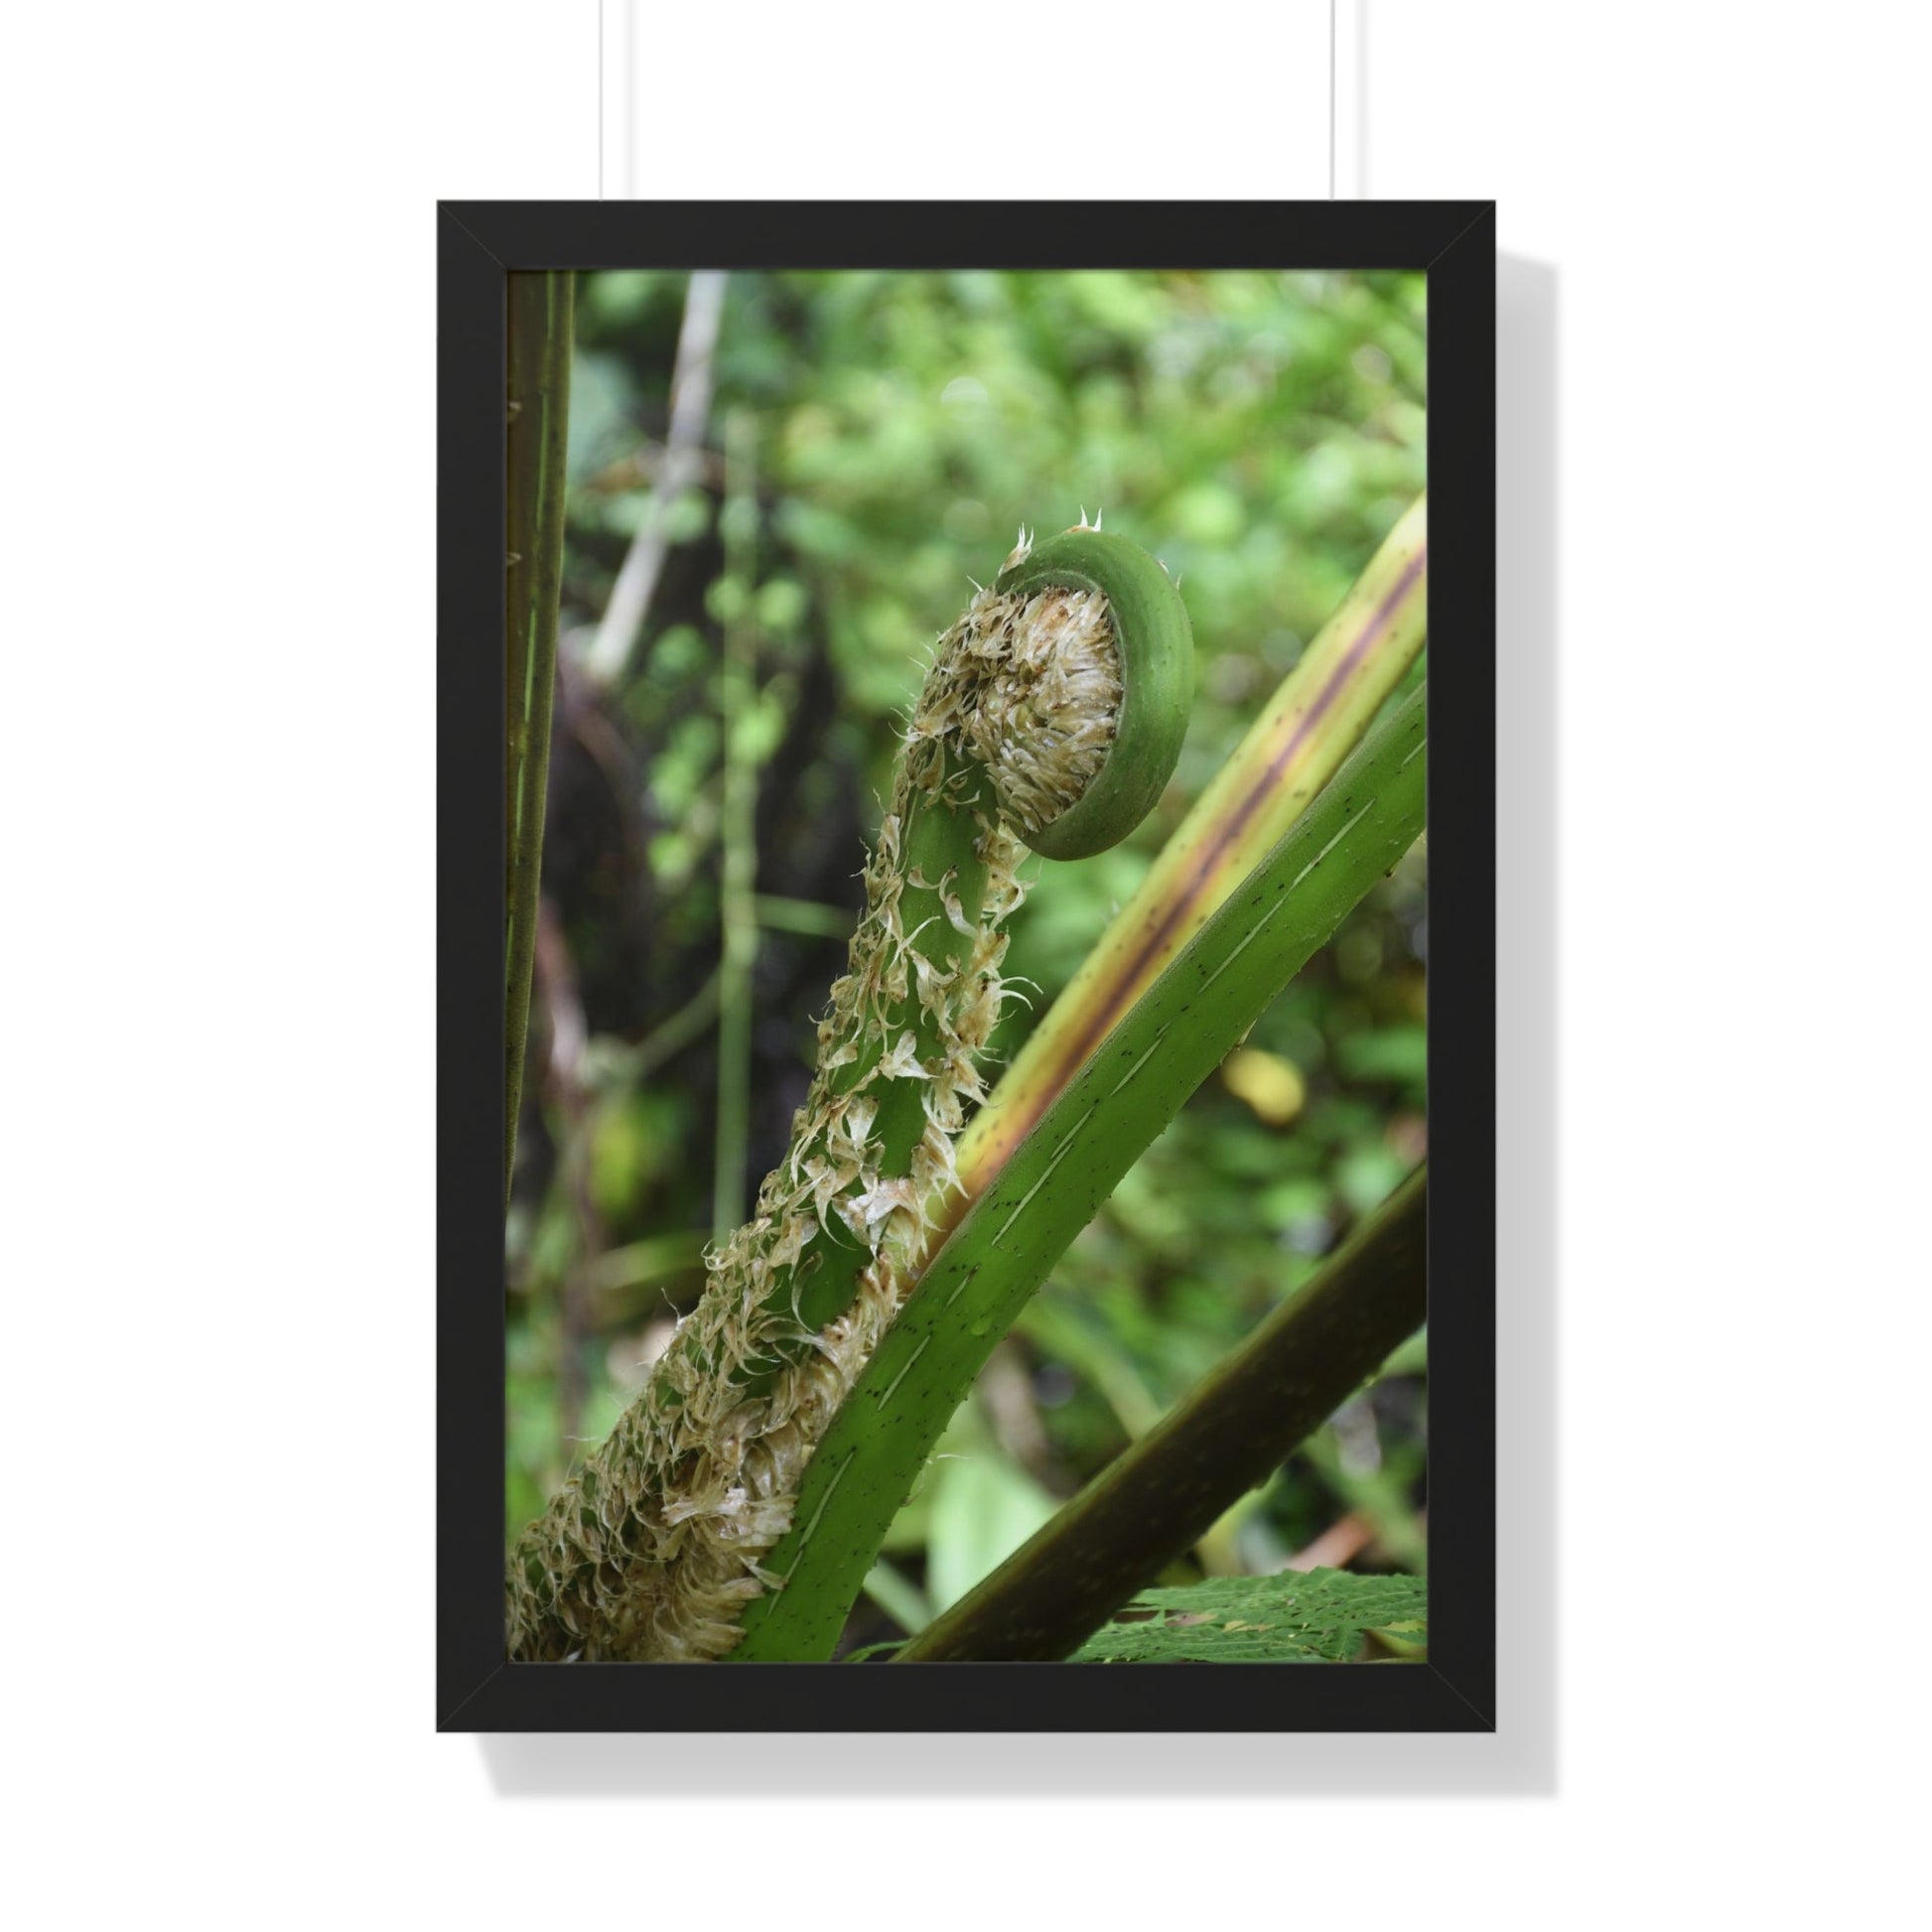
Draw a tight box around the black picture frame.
[441,201,1496,1732]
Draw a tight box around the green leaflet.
[1068,1567,1427,1664]
[729,683,1428,1659]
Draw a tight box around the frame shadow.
[466,247,1555,1793]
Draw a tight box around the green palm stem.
[729,683,1428,1659]
[897,1165,1427,1662]
[503,271,574,1206]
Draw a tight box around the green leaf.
[858,1558,932,1637]
[1069,1567,1426,1664]
[924,1449,1060,1612]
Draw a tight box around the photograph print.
[446,203,1494,1725]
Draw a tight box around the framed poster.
[440,201,1495,1730]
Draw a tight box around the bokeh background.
[508,268,1429,1651]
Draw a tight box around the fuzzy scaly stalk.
[506,523,1192,1660]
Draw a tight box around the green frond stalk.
[503,271,574,1205]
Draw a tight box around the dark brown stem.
[896,1166,1428,1662]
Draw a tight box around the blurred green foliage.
[507,269,1428,1649]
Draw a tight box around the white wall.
[7,4,1922,1925]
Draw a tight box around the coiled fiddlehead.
[506,520,1191,1660]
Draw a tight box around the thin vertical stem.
[585,269,729,685]
[713,408,759,1242]
[504,271,575,1209]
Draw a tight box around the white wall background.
[5,2,1924,1923]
